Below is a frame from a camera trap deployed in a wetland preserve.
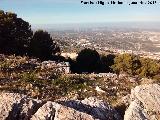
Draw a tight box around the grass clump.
[52,74,90,97]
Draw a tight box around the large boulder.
[61,97,122,120]
[31,101,94,120]
[0,92,42,120]
[124,84,160,120]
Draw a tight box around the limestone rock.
[0,92,121,120]
[62,97,122,120]
[31,101,94,120]
[124,84,160,120]
[20,98,42,120]
[0,92,22,120]
[124,100,149,120]
[31,101,55,120]
[53,102,94,120]
[0,92,42,120]
[32,97,122,120]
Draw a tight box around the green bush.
[112,53,141,75]
[75,48,101,73]
[112,53,160,79]
[29,30,60,60]
[139,58,160,78]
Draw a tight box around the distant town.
[46,28,160,60]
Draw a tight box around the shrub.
[112,53,141,75]
[76,48,101,73]
[29,30,60,60]
[139,58,160,78]
[99,54,115,73]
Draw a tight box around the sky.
[0,0,160,25]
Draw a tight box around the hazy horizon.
[1,0,160,25]
[31,21,160,31]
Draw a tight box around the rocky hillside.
[0,84,160,120]
[0,54,160,120]
[0,93,121,120]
